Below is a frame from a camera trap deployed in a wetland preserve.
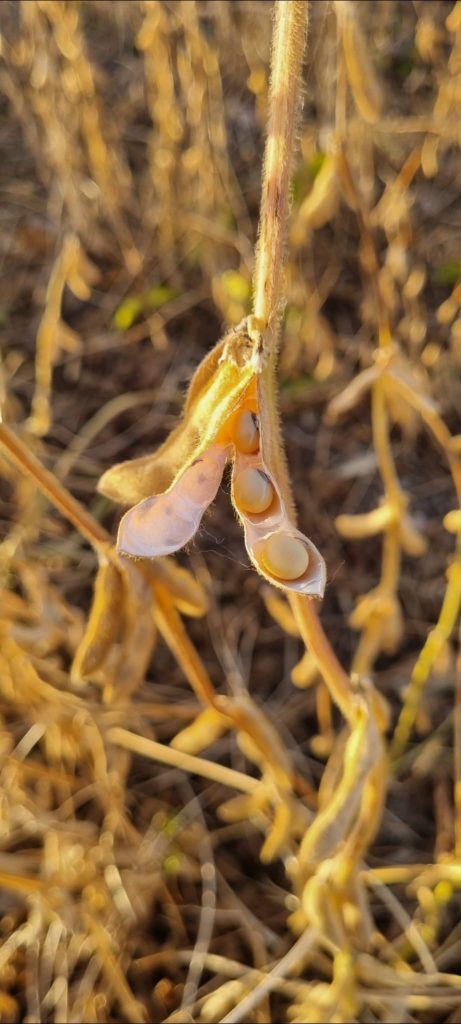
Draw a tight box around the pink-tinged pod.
[117,444,229,559]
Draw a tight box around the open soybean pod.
[98,333,254,507]
[230,386,326,597]
[117,443,229,558]
[98,328,255,561]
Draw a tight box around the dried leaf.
[336,504,394,540]
[350,588,403,654]
[29,235,96,436]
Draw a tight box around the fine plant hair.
[0,2,461,1023]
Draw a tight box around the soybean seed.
[233,468,273,514]
[232,410,260,454]
[261,533,309,581]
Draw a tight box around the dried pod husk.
[117,443,230,559]
[98,333,255,506]
[398,516,428,557]
[336,504,394,540]
[151,557,208,617]
[350,588,403,654]
[201,981,246,1024]
[294,153,339,236]
[291,649,319,688]
[444,509,461,533]
[326,364,380,421]
[298,691,382,873]
[71,549,157,698]
[231,389,326,598]
[336,0,382,124]
[171,707,229,755]
[262,586,299,637]
[71,556,124,683]
[115,558,157,698]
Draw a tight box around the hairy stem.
[253,0,309,338]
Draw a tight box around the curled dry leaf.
[398,515,428,557]
[71,546,207,696]
[99,320,326,599]
[336,504,427,556]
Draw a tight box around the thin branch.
[0,422,110,554]
[106,727,259,794]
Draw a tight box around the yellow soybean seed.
[233,468,274,514]
[232,410,260,454]
[261,533,309,581]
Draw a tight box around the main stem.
[253,0,309,338]
[251,1,360,724]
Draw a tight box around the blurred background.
[1,2,461,1022]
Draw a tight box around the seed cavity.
[233,468,274,514]
[232,410,260,454]
[260,533,309,581]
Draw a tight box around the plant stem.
[252,0,309,338]
[391,543,461,763]
[0,422,110,555]
[107,726,258,795]
[289,593,354,723]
